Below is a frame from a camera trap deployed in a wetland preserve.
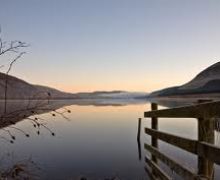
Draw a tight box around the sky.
[0,0,220,93]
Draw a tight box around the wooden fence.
[143,101,220,180]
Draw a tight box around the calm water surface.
[0,100,220,179]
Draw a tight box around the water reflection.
[0,100,75,179]
[0,100,73,143]
[0,100,148,180]
[1,99,219,179]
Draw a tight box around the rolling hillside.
[0,72,147,100]
[149,62,220,97]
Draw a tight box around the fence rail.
[144,143,198,179]
[143,101,220,180]
[144,101,220,118]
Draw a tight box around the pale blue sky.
[0,0,220,92]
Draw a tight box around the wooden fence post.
[197,100,215,179]
[137,118,142,142]
[137,118,142,160]
[151,103,158,163]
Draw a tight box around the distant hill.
[149,62,220,97]
[0,72,75,99]
[75,91,147,99]
[0,72,147,100]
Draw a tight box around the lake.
[0,100,219,179]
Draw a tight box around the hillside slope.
[0,72,76,99]
[0,73,147,100]
[149,62,220,97]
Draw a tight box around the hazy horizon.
[1,1,220,93]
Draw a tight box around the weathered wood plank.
[144,144,198,180]
[198,142,220,165]
[145,128,220,165]
[144,101,220,118]
[145,156,172,180]
[198,117,215,177]
[144,165,158,180]
[145,128,197,154]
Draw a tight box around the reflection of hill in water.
[0,100,68,129]
[62,98,147,106]
[0,99,147,129]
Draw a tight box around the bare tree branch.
[0,41,28,56]
[0,28,29,114]
[0,26,72,145]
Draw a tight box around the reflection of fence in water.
[143,101,220,180]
